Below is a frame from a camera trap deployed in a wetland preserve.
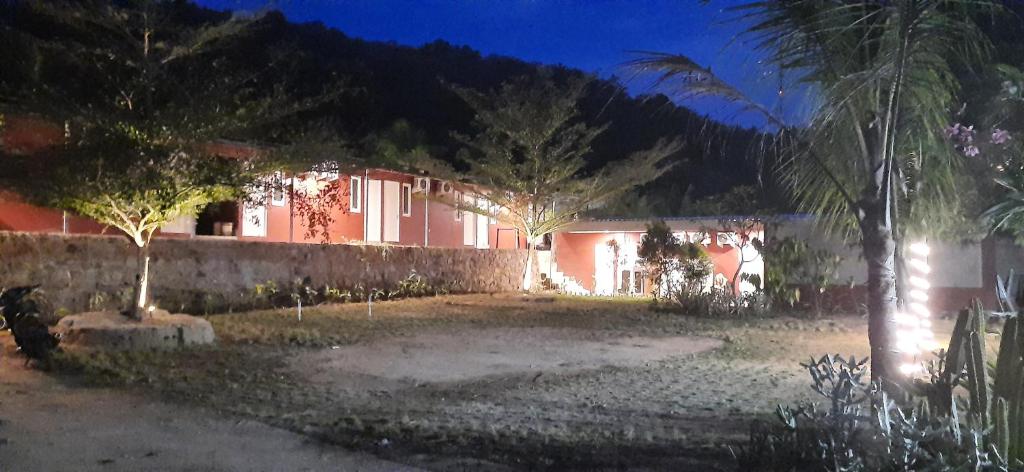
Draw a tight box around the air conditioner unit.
[718,232,737,247]
[414,177,430,194]
[310,161,339,181]
[437,180,455,196]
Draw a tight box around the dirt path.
[296,327,723,389]
[0,339,419,472]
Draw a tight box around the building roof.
[564,214,813,233]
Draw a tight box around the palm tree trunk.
[130,242,151,320]
[860,199,900,383]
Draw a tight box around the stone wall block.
[0,232,527,313]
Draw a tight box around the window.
[241,201,267,237]
[350,176,362,213]
[455,191,462,221]
[270,172,286,207]
[401,183,412,217]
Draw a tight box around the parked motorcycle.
[0,286,60,365]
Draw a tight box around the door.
[382,180,401,242]
[594,243,615,296]
[463,195,476,246]
[475,203,489,249]
[366,179,382,242]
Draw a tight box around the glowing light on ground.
[899,240,936,376]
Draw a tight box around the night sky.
[197,0,803,127]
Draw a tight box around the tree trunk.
[130,243,151,320]
[522,241,535,292]
[860,200,900,384]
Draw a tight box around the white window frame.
[455,191,463,221]
[401,183,412,217]
[349,176,362,213]
[241,201,267,238]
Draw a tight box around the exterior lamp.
[899,240,937,376]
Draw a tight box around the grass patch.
[206,293,703,348]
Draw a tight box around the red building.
[544,217,763,297]
[0,169,525,250]
[0,116,524,250]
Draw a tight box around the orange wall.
[241,176,365,244]
[705,234,742,290]
[234,172,516,249]
[553,232,605,291]
[425,197,465,248]
[0,193,112,235]
[1,117,63,154]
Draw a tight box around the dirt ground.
[297,328,721,385]
[4,294,958,471]
[0,337,420,472]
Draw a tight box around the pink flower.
[944,123,961,138]
[964,145,980,157]
[992,128,1011,145]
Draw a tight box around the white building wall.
[771,217,983,289]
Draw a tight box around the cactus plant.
[995,397,1010,464]
[936,299,1024,467]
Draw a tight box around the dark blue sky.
[197,0,804,127]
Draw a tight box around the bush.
[759,237,845,315]
[244,271,457,310]
[737,355,971,471]
[739,302,1021,471]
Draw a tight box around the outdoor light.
[894,312,920,328]
[899,240,937,376]
[909,302,931,317]
[909,242,931,256]
[908,259,931,274]
[909,276,931,290]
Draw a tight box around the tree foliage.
[637,220,711,300]
[630,0,998,381]
[445,74,681,239]
[424,74,682,289]
[0,1,346,317]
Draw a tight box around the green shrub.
[740,301,1024,471]
[738,354,971,471]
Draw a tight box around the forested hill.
[11,1,777,216]
[270,13,770,216]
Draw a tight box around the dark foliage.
[0,286,60,365]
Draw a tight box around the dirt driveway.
[0,336,419,472]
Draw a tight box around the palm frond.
[625,51,788,129]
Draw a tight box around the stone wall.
[0,232,527,314]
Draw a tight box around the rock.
[56,310,215,351]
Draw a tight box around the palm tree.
[630,1,994,383]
